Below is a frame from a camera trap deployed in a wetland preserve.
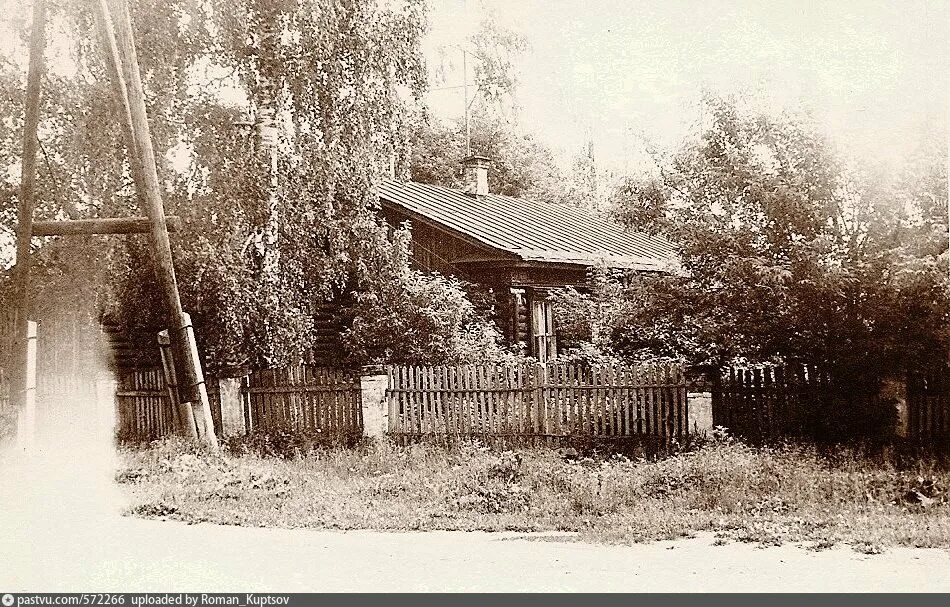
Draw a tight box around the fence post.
[158,329,197,441]
[241,374,253,434]
[360,365,389,440]
[534,362,546,444]
[687,392,713,435]
[14,320,36,452]
[217,375,248,438]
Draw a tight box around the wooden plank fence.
[907,368,950,441]
[385,362,688,446]
[245,365,362,437]
[713,365,811,442]
[711,364,913,443]
[112,365,363,442]
[115,367,175,441]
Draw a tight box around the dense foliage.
[409,107,568,203]
[341,229,511,366]
[0,0,454,371]
[560,96,949,383]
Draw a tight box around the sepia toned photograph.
[0,0,948,595]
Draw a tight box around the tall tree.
[607,95,949,375]
[408,107,568,203]
[0,0,429,371]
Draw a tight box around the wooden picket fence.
[713,365,811,442]
[113,367,225,441]
[385,362,689,446]
[245,365,362,437]
[110,365,362,442]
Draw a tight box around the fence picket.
[661,363,670,444]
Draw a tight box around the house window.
[532,299,556,362]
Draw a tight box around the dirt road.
[2,514,949,592]
[2,441,948,592]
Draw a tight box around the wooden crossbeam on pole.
[32,216,182,236]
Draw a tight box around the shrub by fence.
[385,362,689,446]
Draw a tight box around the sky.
[1,0,946,175]
[423,0,949,173]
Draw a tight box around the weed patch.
[118,433,950,550]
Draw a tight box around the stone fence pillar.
[217,375,248,438]
[685,367,715,436]
[687,391,714,435]
[360,365,389,440]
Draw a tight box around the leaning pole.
[11,0,217,448]
[91,0,217,447]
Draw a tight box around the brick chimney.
[462,155,490,197]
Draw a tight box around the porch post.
[509,287,526,353]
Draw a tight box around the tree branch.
[37,136,81,220]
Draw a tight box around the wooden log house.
[378,156,677,361]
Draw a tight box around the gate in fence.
[385,362,689,446]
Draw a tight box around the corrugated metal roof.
[378,180,678,272]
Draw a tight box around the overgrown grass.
[117,431,950,552]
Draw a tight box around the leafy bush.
[343,230,516,366]
[609,95,949,376]
[551,265,697,365]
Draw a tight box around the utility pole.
[9,0,215,448]
[93,0,217,447]
[463,48,470,157]
[10,0,46,441]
